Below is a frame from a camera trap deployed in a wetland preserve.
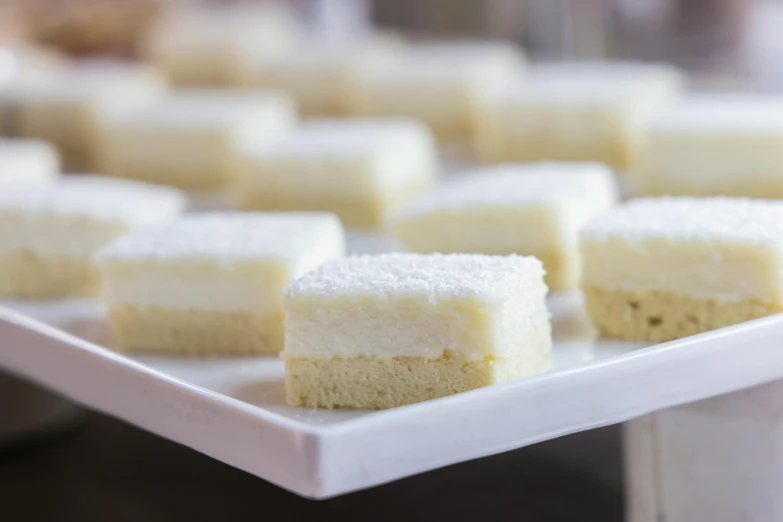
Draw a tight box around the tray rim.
[3,304,783,499]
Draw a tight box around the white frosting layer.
[19,61,168,111]
[283,253,549,360]
[647,94,783,132]
[638,95,783,191]
[106,89,294,129]
[97,212,345,313]
[0,139,59,188]
[394,162,617,219]
[242,118,438,197]
[97,211,343,262]
[0,176,185,256]
[103,90,295,160]
[504,62,683,104]
[581,197,783,303]
[288,252,543,300]
[0,176,185,224]
[390,162,617,255]
[490,62,683,148]
[583,197,783,244]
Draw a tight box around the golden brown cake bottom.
[108,305,284,355]
[583,286,783,342]
[285,332,552,410]
[0,251,100,297]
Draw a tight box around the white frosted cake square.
[347,41,524,144]
[636,95,783,198]
[16,62,167,171]
[0,176,185,297]
[98,90,295,190]
[96,212,345,355]
[0,45,65,136]
[283,253,552,409]
[390,162,617,290]
[0,139,59,189]
[145,4,298,86]
[479,62,683,169]
[581,197,783,341]
[233,36,400,117]
[238,119,439,228]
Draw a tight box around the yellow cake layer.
[286,350,552,410]
[108,305,284,355]
[0,251,100,297]
[583,286,783,342]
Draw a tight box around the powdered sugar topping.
[0,176,185,225]
[97,212,344,261]
[287,252,545,300]
[393,162,616,219]
[649,94,783,132]
[582,197,783,246]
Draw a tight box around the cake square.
[581,197,783,342]
[0,45,65,136]
[233,36,400,117]
[283,253,552,409]
[0,176,185,297]
[347,41,524,144]
[98,90,295,190]
[636,95,783,198]
[145,4,298,86]
[16,61,167,171]
[389,162,617,291]
[238,118,439,228]
[0,139,59,189]
[95,212,345,355]
[478,62,683,169]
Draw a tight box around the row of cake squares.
[3,158,783,407]
[3,154,782,344]
[6,51,783,205]
[0,46,679,172]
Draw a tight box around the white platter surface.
[3,229,783,499]
[2,156,783,499]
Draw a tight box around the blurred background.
[3,0,783,87]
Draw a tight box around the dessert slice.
[238,119,438,228]
[16,61,167,171]
[478,62,683,169]
[233,35,401,117]
[347,40,524,145]
[0,176,185,297]
[0,45,65,136]
[98,90,295,191]
[95,212,344,355]
[0,139,59,189]
[581,197,783,341]
[389,163,617,291]
[283,253,552,409]
[145,3,298,86]
[636,95,783,198]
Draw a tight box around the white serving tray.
[3,249,783,500]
